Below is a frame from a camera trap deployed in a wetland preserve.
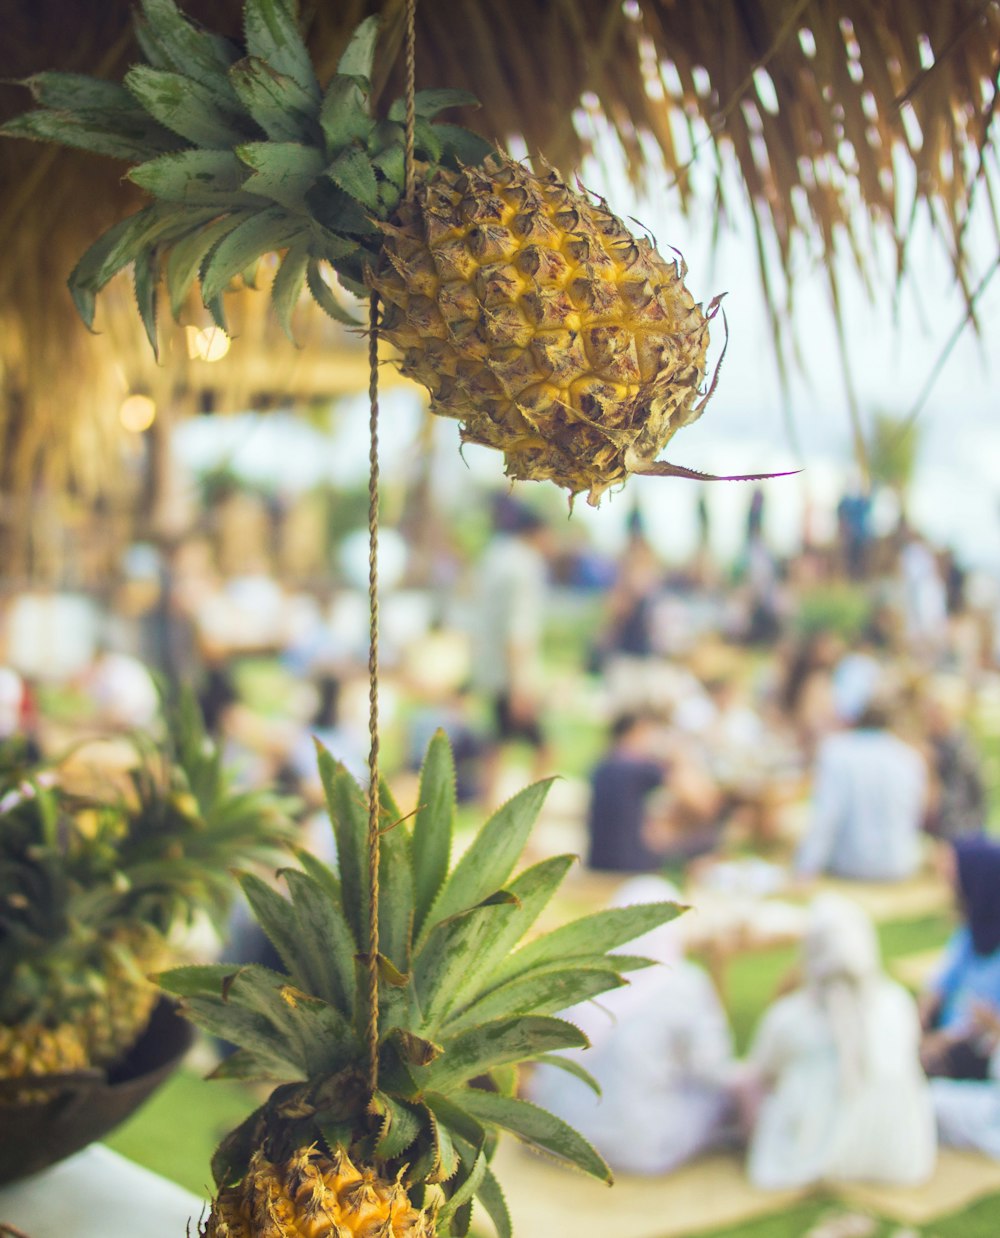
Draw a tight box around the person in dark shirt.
[587,712,726,873]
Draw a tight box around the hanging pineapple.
[0,690,295,1097]
[0,0,759,505]
[158,734,681,1237]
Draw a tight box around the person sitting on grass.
[740,893,936,1190]
[526,875,737,1175]
[921,836,1000,1080]
[794,695,928,882]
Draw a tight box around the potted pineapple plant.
[0,689,295,1183]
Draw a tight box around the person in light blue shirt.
[922,837,1000,1079]
[795,700,927,882]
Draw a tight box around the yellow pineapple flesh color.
[373,154,714,504]
[204,1145,435,1238]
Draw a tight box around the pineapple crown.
[159,733,682,1238]
[0,688,296,1022]
[0,0,495,354]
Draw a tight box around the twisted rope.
[364,0,418,1100]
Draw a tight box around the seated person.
[740,894,936,1190]
[795,698,927,882]
[921,837,1000,1079]
[586,712,723,873]
[932,1034,1000,1159]
[526,875,737,1175]
[920,680,986,841]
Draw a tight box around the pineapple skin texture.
[374,154,712,505]
[204,1145,435,1238]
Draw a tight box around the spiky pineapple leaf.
[412,117,443,163]
[305,258,362,324]
[411,730,455,940]
[447,965,629,1031]
[133,245,160,356]
[429,1110,460,1184]
[453,1089,612,1183]
[326,147,380,211]
[475,1166,512,1238]
[228,57,318,143]
[292,844,342,903]
[435,123,497,168]
[21,71,141,113]
[237,871,310,984]
[165,211,249,318]
[336,15,380,81]
[413,903,512,1035]
[157,962,239,997]
[370,1090,424,1160]
[388,88,481,122]
[269,240,309,340]
[243,0,320,102]
[419,779,555,946]
[137,0,242,102]
[534,1053,602,1098]
[319,75,373,156]
[235,140,323,209]
[128,149,249,201]
[200,207,306,303]
[282,867,356,1016]
[418,1016,587,1092]
[438,1144,488,1228]
[446,854,575,999]
[492,900,684,987]
[0,107,182,162]
[316,748,368,951]
[124,65,254,146]
[375,779,415,976]
[180,993,310,1079]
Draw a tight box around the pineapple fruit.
[0,690,294,1098]
[159,734,680,1237]
[1,0,730,504]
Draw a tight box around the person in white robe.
[526,875,736,1175]
[742,893,936,1190]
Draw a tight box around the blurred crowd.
[2,475,1000,1189]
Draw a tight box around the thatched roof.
[1,0,997,512]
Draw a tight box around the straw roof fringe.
[1,0,998,514]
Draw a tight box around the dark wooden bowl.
[0,998,194,1186]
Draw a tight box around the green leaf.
[455,1090,612,1182]
[181,992,309,1078]
[207,1045,302,1082]
[337,16,380,80]
[492,900,683,987]
[412,117,443,163]
[306,258,363,325]
[448,965,628,1031]
[243,0,320,102]
[318,75,372,156]
[235,140,323,209]
[388,89,481,122]
[438,1145,487,1226]
[413,904,510,1034]
[157,962,239,998]
[420,780,555,944]
[315,748,368,951]
[411,731,455,941]
[137,0,242,104]
[68,204,215,326]
[371,1090,424,1160]
[124,65,253,147]
[22,72,141,112]
[419,1016,587,1091]
[476,1166,512,1238]
[165,212,249,319]
[325,148,380,211]
[535,1052,602,1098]
[229,57,318,143]
[374,778,414,975]
[435,123,496,168]
[237,873,308,986]
[270,240,309,341]
[372,145,406,191]
[282,867,357,1015]
[0,108,182,162]
[200,207,306,303]
[128,149,248,201]
[430,1113,460,1184]
[133,245,160,358]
